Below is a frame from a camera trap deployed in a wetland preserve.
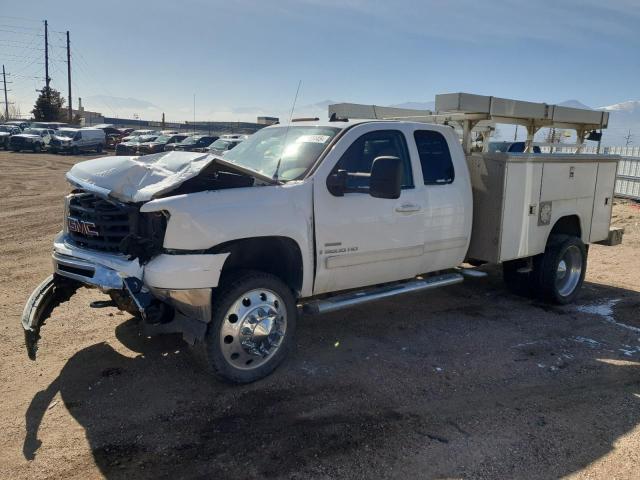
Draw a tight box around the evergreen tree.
[31,86,65,121]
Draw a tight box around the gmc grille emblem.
[67,217,99,237]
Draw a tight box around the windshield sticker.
[296,135,331,144]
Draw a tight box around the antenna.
[272,80,302,182]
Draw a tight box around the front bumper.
[23,234,230,357]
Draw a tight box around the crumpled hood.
[66,151,215,203]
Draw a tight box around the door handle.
[395,203,421,213]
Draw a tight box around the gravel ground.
[1,150,639,479]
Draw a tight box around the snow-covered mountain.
[599,100,640,113]
[596,101,640,146]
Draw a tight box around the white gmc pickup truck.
[23,93,623,383]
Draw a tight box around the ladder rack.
[329,93,609,155]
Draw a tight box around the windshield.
[56,130,77,138]
[153,135,170,143]
[22,128,43,135]
[223,126,340,181]
[180,136,200,145]
[208,139,232,150]
[0,126,12,133]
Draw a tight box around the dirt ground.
[1,150,640,480]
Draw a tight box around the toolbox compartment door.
[540,163,597,201]
[589,162,617,243]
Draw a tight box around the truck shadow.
[23,278,640,479]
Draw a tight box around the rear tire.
[203,271,296,384]
[532,235,587,304]
[96,143,103,153]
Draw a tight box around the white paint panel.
[590,163,617,242]
[499,162,543,261]
[144,253,229,289]
[541,163,598,202]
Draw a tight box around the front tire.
[96,143,103,153]
[533,235,587,304]
[204,271,296,384]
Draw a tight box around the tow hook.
[22,274,81,360]
[123,277,173,324]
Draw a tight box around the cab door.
[409,127,472,272]
[313,123,425,294]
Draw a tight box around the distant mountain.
[390,101,436,111]
[83,95,162,114]
[557,100,593,110]
[599,100,640,114]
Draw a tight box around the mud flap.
[22,274,81,360]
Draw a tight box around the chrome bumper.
[53,251,124,290]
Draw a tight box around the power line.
[0,15,41,23]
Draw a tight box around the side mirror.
[326,169,348,196]
[369,156,402,199]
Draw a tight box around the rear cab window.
[413,130,455,185]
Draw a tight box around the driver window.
[332,130,413,190]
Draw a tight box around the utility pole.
[66,30,72,122]
[624,129,633,147]
[2,65,9,121]
[44,20,50,93]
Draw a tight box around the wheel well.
[213,236,303,295]
[550,215,582,239]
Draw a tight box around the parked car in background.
[171,135,218,152]
[48,128,106,154]
[30,121,68,130]
[115,134,158,155]
[9,127,55,152]
[488,141,542,154]
[137,134,189,154]
[93,124,128,150]
[121,129,158,142]
[5,120,29,130]
[206,136,245,155]
[0,124,21,150]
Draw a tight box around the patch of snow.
[576,299,640,333]
[572,336,604,348]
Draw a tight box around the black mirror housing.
[327,169,348,196]
[369,156,402,199]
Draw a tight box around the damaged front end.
[21,151,261,359]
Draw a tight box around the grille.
[67,193,138,253]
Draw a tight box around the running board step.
[303,272,464,315]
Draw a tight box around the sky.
[1,0,639,124]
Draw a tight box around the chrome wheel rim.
[219,288,287,370]
[555,245,582,297]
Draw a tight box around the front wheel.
[96,143,103,153]
[203,271,296,383]
[533,235,587,304]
